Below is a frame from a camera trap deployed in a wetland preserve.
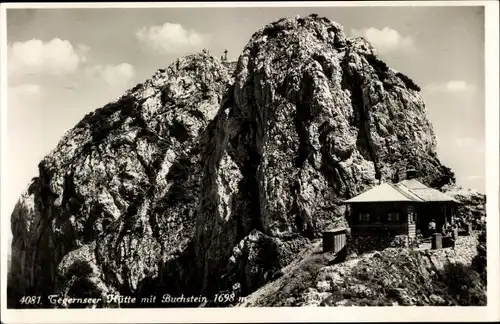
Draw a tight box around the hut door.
[407,205,417,237]
[409,212,417,224]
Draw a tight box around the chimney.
[406,169,417,180]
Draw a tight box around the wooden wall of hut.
[348,202,411,236]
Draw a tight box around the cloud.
[86,63,135,87]
[351,27,415,54]
[8,38,88,75]
[135,22,206,54]
[425,80,476,94]
[76,44,91,63]
[446,80,470,91]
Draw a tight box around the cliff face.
[9,53,232,307]
[9,14,458,307]
[443,185,486,226]
[194,15,454,294]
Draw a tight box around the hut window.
[408,212,417,223]
[359,212,370,222]
[387,212,400,222]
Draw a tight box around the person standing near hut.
[442,221,450,236]
[428,219,436,236]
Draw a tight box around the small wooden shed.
[323,228,348,253]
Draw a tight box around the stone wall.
[347,234,418,256]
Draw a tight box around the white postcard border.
[0,1,498,323]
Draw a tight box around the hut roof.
[397,179,428,189]
[396,179,460,202]
[344,182,419,203]
[345,179,460,203]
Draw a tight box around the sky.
[3,5,486,227]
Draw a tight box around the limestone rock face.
[194,14,454,294]
[442,184,486,225]
[8,53,232,307]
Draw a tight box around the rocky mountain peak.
[193,13,455,295]
[8,52,232,307]
[9,14,460,307]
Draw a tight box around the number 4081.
[20,296,41,305]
